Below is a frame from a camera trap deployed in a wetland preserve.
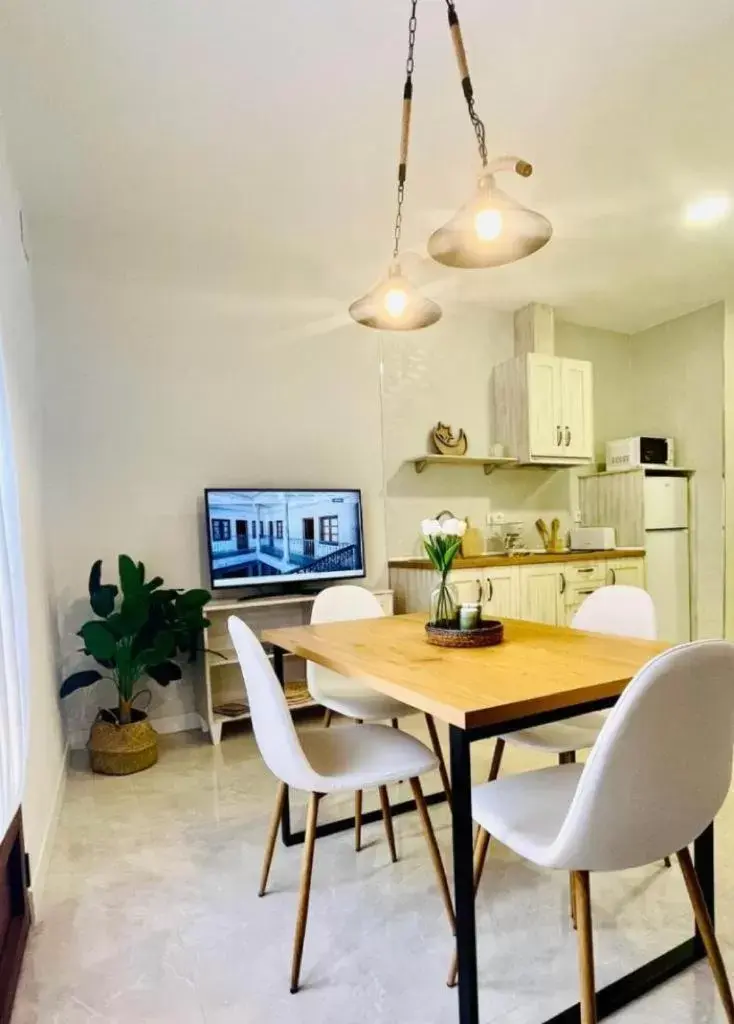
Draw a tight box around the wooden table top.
[262,614,670,731]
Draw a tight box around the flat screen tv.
[205,488,366,592]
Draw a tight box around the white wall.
[36,262,387,738]
[629,303,725,638]
[0,122,66,907]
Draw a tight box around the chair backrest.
[307,586,384,701]
[571,585,656,640]
[228,616,319,791]
[550,640,734,871]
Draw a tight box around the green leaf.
[120,592,151,635]
[88,559,103,596]
[145,576,164,592]
[105,612,125,638]
[119,554,142,597]
[79,621,118,662]
[137,560,146,584]
[90,584,117,619]
[60,669,103,698]
[146,660,182,685]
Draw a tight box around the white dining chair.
[308,585,452,852]
[228,616,456,994]
[492,586,657,774]
[448,640,734,1023]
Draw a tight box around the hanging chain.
[444,0,488,167]
[392,0,419,260]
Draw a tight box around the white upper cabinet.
[493,353,594,464]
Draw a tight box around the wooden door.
[0,811,30,1024]
[606,558,645,588]
[527,354,563,458]
[302,518,315,557]
[561,359,594,459]
[482,567,520,619]
[519,563,564,625]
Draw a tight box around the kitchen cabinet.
[390,554,646,627]
[519,563,565,626]
[605,557,645,589]
[448,566,520,619]
[492,353,594,464]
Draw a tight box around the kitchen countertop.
[388,548,645,571]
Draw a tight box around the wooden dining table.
[262,613,713,1024]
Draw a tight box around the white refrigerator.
[643,476,690,643]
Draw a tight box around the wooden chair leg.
[425,713,453,805]
[379,785,398,863]
[677,846,734,1021]
[354,719,363,852]
[573,871,597,1024]
[354,790,363,852]
[290,793,320,994]
[323,709,333,728]
[570,874,578,930]
[410,776,456,933]
[447,827,491,987]
[259,781,287,897]
[488,737,506,783]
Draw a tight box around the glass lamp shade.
[349,263,442,331]
[428,174,552,269]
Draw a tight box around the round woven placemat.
[425,619,504,648]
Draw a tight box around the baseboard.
[69,710,203,749]
[27,741,69,921]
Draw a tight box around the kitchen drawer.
[563,580,604,608]
[562,561,604,584]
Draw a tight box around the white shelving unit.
[196,589,394,744]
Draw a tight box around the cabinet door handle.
[610,567,617,585]
[487,577,494,602]
[556,425,563,446]
[577,588,596,596]
[565,426,571,446]
[559,573,566,595]
[578,567,594,573]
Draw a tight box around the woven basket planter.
[88,709,158,775]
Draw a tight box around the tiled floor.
[12,716,734,1023]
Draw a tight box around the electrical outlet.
[573,508,582,524]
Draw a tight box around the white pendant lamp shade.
[428,162,553,269]
[349,262,442,331]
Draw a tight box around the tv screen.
[205,489,366,591]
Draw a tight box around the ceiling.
[1,0,734,333]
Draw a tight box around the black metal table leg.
[450,725,479,1024]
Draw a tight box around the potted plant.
[421,516,466,625]
[60,555,211,775]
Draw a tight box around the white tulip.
[421,518,442,537]
[456,519,468,537]
[440,518,459,537]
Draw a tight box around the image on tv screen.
[206,489,365,589]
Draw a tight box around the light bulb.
[384,287,409,318]
[474,208,503,241]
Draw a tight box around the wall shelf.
[410,455,518,475]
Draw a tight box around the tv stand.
[196,588,394,744]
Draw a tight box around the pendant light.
[350,1,442,331]
[427,0,552,269]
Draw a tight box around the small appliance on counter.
[605,436,675,472]
[570,526,616,551]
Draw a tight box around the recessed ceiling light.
[685,195,731,225]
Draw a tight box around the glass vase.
[429,577,459,627]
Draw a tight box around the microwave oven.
[605,436,675,472]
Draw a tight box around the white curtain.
[0,139,30,840]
